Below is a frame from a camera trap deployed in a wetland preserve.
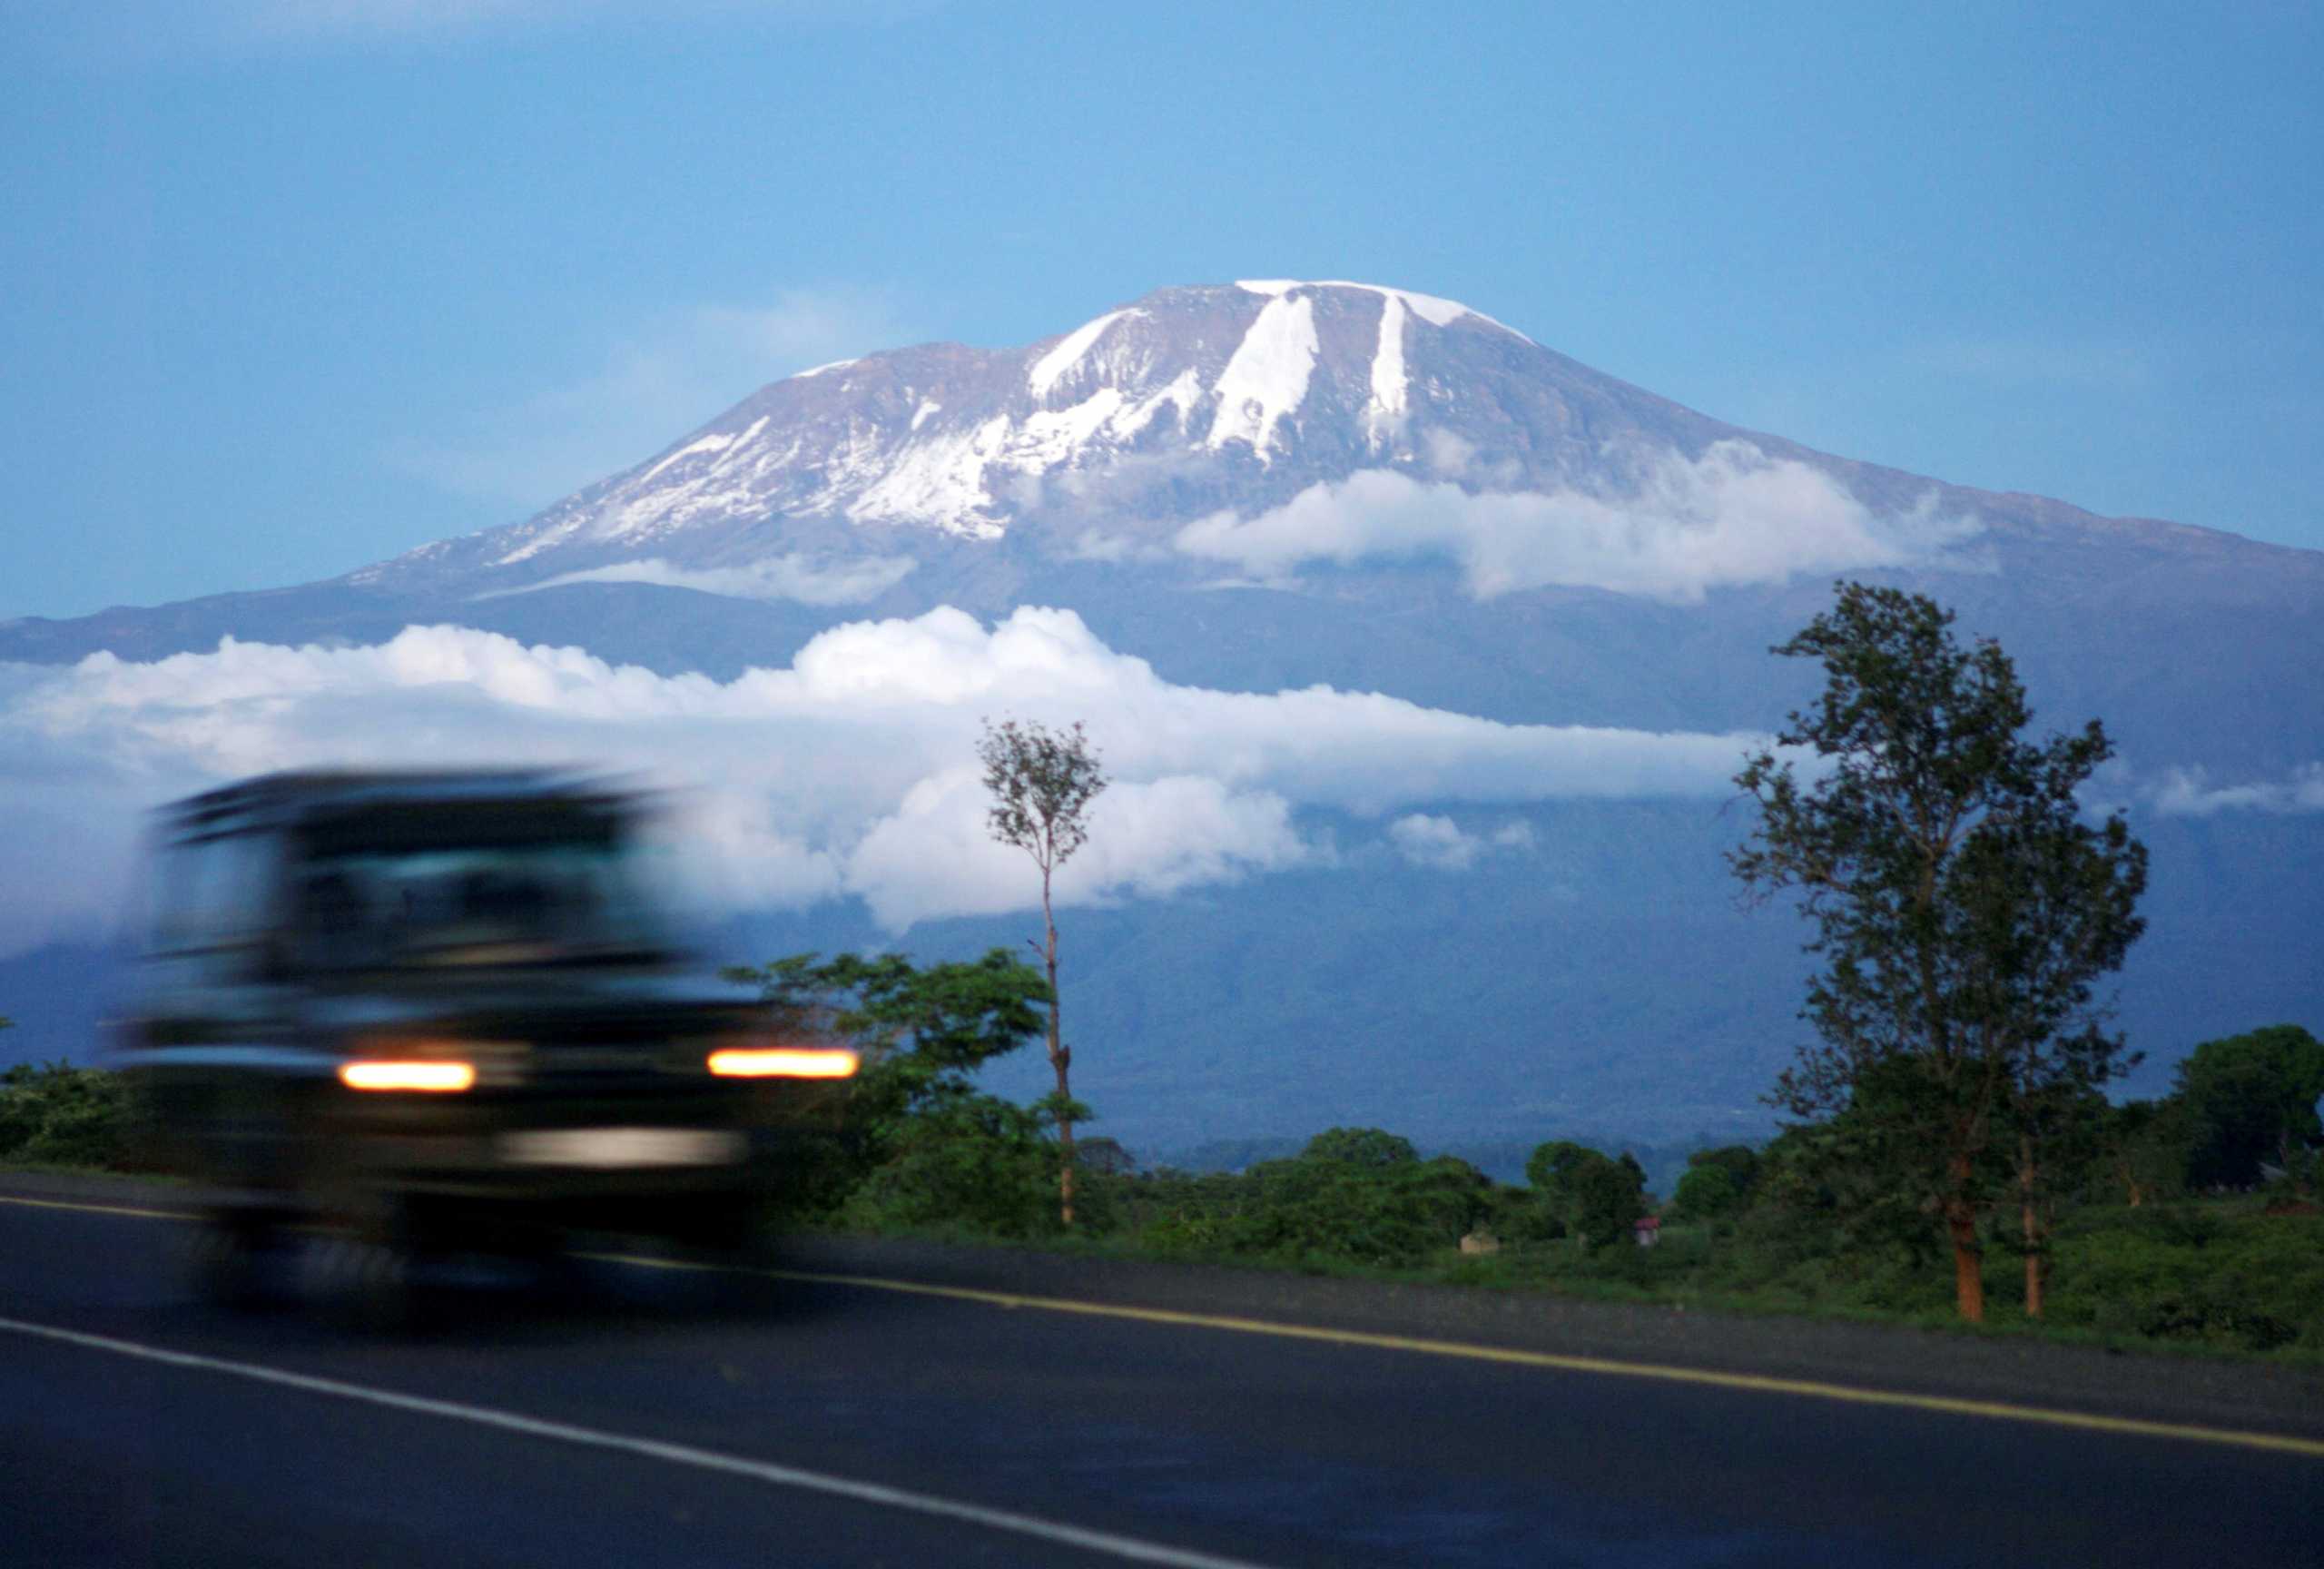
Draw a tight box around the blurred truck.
[114,769,854,1304]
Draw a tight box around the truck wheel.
[186,1209,288,1310]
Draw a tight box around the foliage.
[978,718,1108,878]
[1105,1148,1492,1268]
[0,1061,127,1169]
[2171,1025,2324,1189]
[838,1093,1063,1238]
[1731,583,2147,1319]
[1523,1139,1646,1249]
[1670,1164,1743,1221]
[978,715,1109,1226]
[2098,1097,2192,1207]
[1300,1126,1419,1169]
[724,948,1058,1228]
[2038,1202,2324,1354]
[1671,1144,1763,1221]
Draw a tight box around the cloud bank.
[0,607,1762,954]
[1172,441,1974,602]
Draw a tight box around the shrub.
[0,1062,127,1169]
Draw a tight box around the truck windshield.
[290,839,674,968]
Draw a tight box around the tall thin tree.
[978,717,1108,1226]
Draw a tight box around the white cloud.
[1491,820,1537,851]
[1388,814,1480,871]
[2149,764,2324,817]
[0,607,1768,955]
[392,287,901,512]
[1172,440,1976,603]
[475,554,916,607]
[1386,813,1539,871]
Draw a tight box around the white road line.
[0,1314,1280,1569]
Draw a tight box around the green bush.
[838,1092,1063,1238]
[0,1061,127,1169]
[2039,1203,2324,1353]
[1669,1164,1744,1221]
[1111,1150,1492,1268]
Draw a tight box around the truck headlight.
[705,1046,859,1080]
[339,1060,478,1092]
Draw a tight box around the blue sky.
[4,0,2319,619]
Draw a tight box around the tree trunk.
[1041,860,1074,1228]
[2020,1131,2043,1319]
[1945,1203,1984,1322]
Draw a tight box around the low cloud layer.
[0,607,1762,954]
[476,554,916,607]
[1172,441,1974,602]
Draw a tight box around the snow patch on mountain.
[1367,290,1410,449]
[1115,368,1203,440]
[637,428,740,485]
[1028,309,1143,400]
[1207,292,1318,460]
[831,417,1010,538]
[1235,278,1530,341]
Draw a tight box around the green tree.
[1524,1140,1597,1199]
[2173,1025,2324,1189]
[1302,1127,1419,1169]
[1523,1139,1645,1249]
[1732,584,2148,1320]
[1688,1144,1763,1189]
[979,717,1108,1228]
[1571,1154,1648,1249]
[1671,1164,1745,1222]
[2100,1098,2191,1207]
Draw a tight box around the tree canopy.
[2173,1024,2324,1189]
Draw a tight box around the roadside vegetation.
[6,993,2319,1358]
[9,586,2320,1362]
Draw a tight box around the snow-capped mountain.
[364,281,1573,581]
[21,278,2313,770]
[341,278,1999,607]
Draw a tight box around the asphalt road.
[2,1182,2319,1569]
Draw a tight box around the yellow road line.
[11,1190,2319,1461]
[0,1192,201,1223]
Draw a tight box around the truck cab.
[116,769,852,1299]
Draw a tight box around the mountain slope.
[3,281,2318,1151]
